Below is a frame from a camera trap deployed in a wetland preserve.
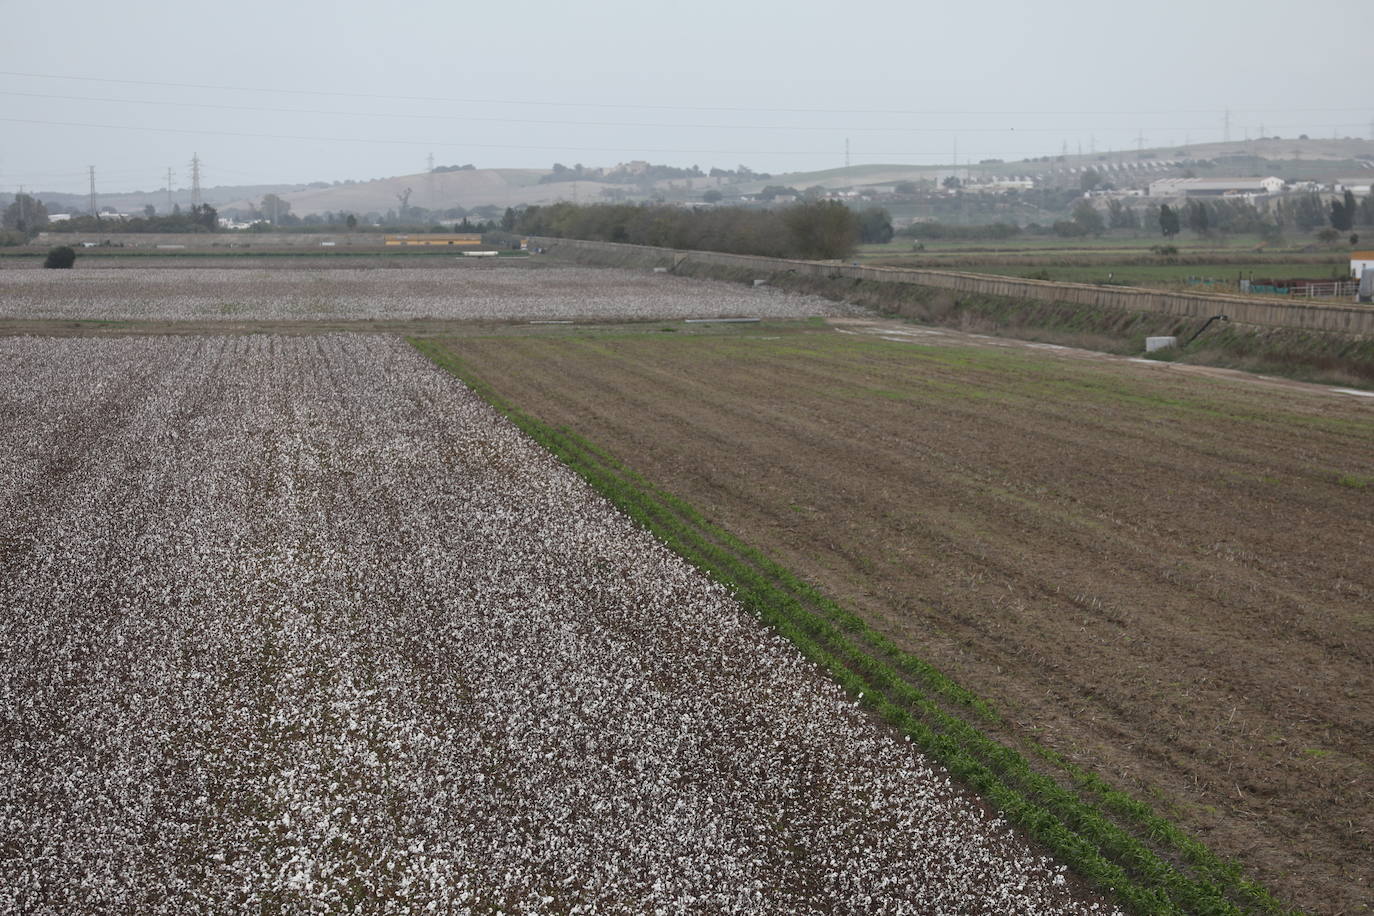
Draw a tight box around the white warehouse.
[1148,176,1285,197]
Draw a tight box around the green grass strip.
[412,337,1298,916]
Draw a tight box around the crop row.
[0,335,1109,914]
[0,265,857,322]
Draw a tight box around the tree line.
[515,201,890,260]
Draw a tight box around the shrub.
[43,246,76,269]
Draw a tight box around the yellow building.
[383,234,483,247]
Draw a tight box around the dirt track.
[443,324,1374,914]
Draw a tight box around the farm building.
[1351,250,1374,279]
[1148,176,1285,198]
[383,233,482,246]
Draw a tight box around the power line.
[8,88,1355,135]
[0,115,1147,159]
[0,69,1367,117]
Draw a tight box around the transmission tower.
[1223,108,1231,143]
[88,166,97,217]
[844,137,850,169]
[1136,130,1146,154]
[190,153,202,207]
[166,167,174,213]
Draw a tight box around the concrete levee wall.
[530,236,1374,336]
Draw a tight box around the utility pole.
[190,153,202,207]
[88,166,97,218]
[166,167,174,213]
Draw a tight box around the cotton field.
[0,335,1113,914]
[0,265,857,322]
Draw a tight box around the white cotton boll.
[0,334,1115,916]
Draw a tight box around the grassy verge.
[412,336,1299,916]
[762,272,1374,387]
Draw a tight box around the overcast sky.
[2,0,1370,194]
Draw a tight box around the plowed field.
[435,323,1374,914]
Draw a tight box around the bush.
[43,246,76,269]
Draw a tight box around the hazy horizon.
[3,0,1371,195]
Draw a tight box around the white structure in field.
[1351,251,1374,279]
[1148,176,1285,197]
[1146,336,1177,352]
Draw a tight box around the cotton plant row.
[0,266,857,322]
[0,335,1112,914]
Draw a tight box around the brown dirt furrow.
[506,337,1371,657]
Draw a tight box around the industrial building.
[1148,177,1285,198]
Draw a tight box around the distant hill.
[31,183,306,216]
[215,167,738,217]
[740,138,1374,193]
[23,138,1372,217]
[217,168,557,217]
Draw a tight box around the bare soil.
[441,322,1374,914]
